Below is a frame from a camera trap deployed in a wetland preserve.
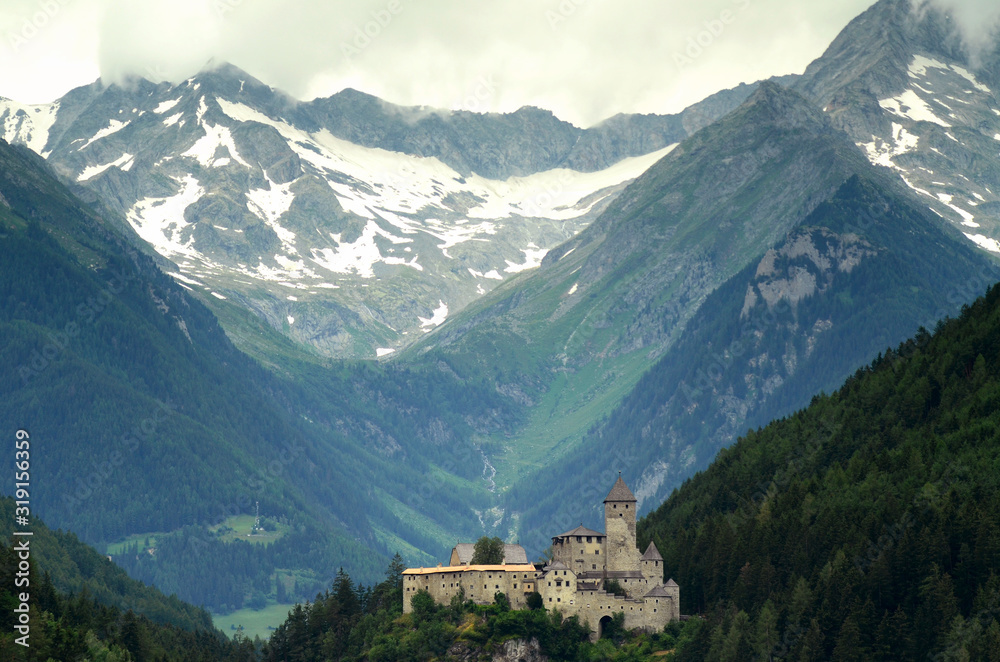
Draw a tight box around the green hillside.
[638,283,1000,660]
[0,497,252,661]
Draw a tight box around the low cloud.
[918,0,1000,64]
[4,0,878,125]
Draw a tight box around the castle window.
[557,598,561,602]
[654,609,657,613]
[514,584,517,589]
[549,598,553,602]
[587,536,592,542]
[613,504,617,509]
[593,564,597,570]
[596,550,600,555]
[577,536,582,542]
[626,504,629,509]
[496,585,499,589]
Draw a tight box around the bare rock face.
[494,638,546,662]
[446,638,547,662]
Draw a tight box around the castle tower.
[604,474,639,573]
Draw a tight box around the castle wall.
[552,535,605,574]
[403,565,539,614]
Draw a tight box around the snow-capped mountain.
[793,0,1000,255]
[0,64,754,359]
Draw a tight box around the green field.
[210,514,290,545]
[106,532,163,556]
[212,602,293,641]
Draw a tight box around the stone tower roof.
[665,578,679,587]
[641,541,663,561]
[604,475,637,503]
[644,585,671,598]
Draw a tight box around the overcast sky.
[0,0,983,128]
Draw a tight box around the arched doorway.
[598,615,613,640]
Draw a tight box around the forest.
[637,283,1000,660]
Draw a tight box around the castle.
[402,476,680,638]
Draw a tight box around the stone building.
[402,476,680,638]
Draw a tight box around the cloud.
[98,0,222,85]
[1,0,877,125]
[919,0,1000,63]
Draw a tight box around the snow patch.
[504,247,549,273]
[879,90,951,127]
[376,348,396,357]
[936,193,978,227]
[287,315,295,325]
[182,123,251,169]
[419,300,448,329]
[127,175,205,259]
[154,97,182,114]
[0,100,59,155]
[78,153,134,181]
[310,220,421,278]
[246,175,297,250]
[860,122,919,168]
[210,292,226,300]
[79,119,130,150]
[964,233,1000,253]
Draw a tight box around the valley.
[2,0,1000,657]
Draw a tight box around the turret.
[640,541,663,582]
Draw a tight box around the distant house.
[403,476,680,639]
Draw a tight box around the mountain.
[407,82,909,512]
[637,282,1000,660]
[505,170,998,550]
[0,135,523,610]
[793,0,1000,254]
[0,64,760,360]
[411,0,1000,552]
